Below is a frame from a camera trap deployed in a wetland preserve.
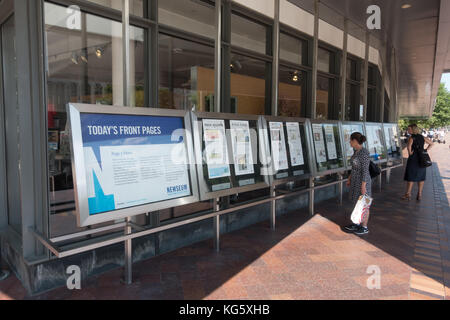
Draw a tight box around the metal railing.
[30,162,404,284]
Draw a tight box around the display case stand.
[123,217,132,285]
[213,198,220,252]
[309,177,315,216]
[270,186,276,230]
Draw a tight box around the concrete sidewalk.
[1,138,449,300]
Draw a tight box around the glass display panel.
[312,123,344,172]
[341,123,365,165]
[198,118,265,193]
[384,124,401,161]
[365,123,387,162]
[267,121,311,181]
[67,105,199,227]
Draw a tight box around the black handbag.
[413,137,432,168]
[417,149,432,168]
[369,161,381,178]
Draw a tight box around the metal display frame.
[339,121,367,169]
[382,122,403,165]
[364,122,388,165]
[260,116,315,186]
[67,103,200,227]
[191,111,270,201]
[309,119,347,176]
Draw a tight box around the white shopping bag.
[350,194,373,225]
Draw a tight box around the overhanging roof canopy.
[289,0,450,118]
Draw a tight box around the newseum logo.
[167,184,189,195]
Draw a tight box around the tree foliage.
[399,83,450,130]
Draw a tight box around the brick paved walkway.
[1,135,449,300]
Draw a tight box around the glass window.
[316,75,332,119]
[44,1,146,237]
[158,0,215,39]
[231,13,268,55]
[280,32,305,66]
[87,0,145,17]
[158,34,215,111]
[279,67,306,117]
[346,58,357,81]
[345,83,361,121]
[317,47,331,73]
[230,53,269,115]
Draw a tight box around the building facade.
[0,0,411,294]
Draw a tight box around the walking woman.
[402,124,434,201]
[344,133,372,235]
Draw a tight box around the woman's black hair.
[350,132,367,145]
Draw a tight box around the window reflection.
[230,54,269,115]
[159,0,215,39]
[158,34,215,111]
[317,47,331,73]
[316,75,331,119]
[280,32,304,66]
[44,1,145,237]
[87,0,144,17]
[231,13,268,55]
[279,67,306,117]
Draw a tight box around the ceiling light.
[293,75,299,82]
[401,4,412,9]
[71,52,79,65]
[95,48,103,58]
[80,52,88,63]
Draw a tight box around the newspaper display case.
[364,122,388,164]
[191,112,270,201]
[383,123,402,166]
[340,122,367,169]
[310,120,346,175]
[67,104,200,227]
[260,116,314,186]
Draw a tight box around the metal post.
[123,217,132,284]
[213,198,220,252]
[271,0,280,116]
[309,177,315,216]
[214,0,222,113]
[122,0,132,285]
[270,186,276,230]
[340,19,348,121]
[311,0,319,119]
[338,173,343,205]
[378,173,382,192]
[122,0,130,107]
[363,31,370,122]
[386,168,391,184]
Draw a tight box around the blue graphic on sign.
[88,171,115,214]
[79,113,189,216]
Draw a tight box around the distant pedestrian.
[344,132,372,235]
[402,124,434,201]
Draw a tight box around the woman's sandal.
[401,193,411,201]
[416,193,422,201]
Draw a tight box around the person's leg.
[402,182,413,199]
[361,210,370,228]
[417,181,425,200]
